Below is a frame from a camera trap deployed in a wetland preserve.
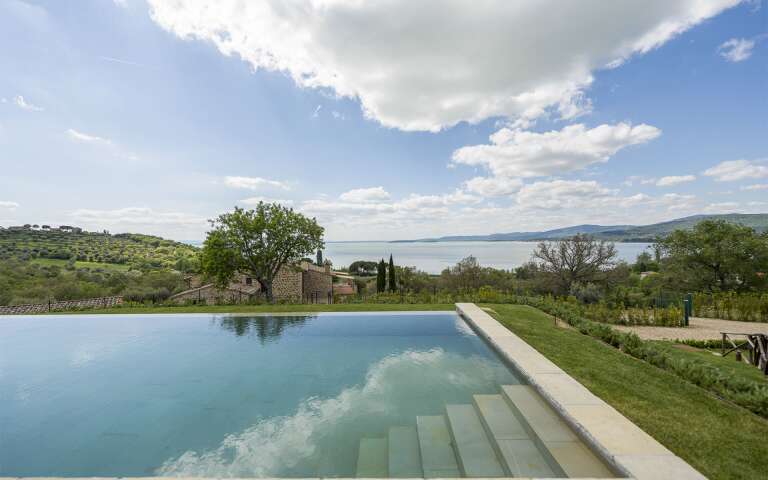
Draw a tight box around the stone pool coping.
[456,303,707,480]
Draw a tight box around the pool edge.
[456,302,707,480]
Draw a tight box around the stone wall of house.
[273,267,303,300]
[303,269,332,301]
[170,285,239,305]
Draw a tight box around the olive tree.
[658,219,768,292]
[201,204,324,301]
[532,234,618,294]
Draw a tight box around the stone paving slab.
[456,302,707,480]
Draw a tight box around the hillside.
[599,214,768,241]
[0,226,199,271]
[397,214,768,243]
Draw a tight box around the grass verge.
[485,304,768,480]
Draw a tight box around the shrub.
[693,292,768,322]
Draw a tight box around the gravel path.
[614,317,768,341]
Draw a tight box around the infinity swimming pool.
[0,311,613,478]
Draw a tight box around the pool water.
[0,312,520,477]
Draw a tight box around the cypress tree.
[377,259,386,293]
[316,249,323,266]
[388,254,397,292]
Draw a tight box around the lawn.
[485,304,768,480]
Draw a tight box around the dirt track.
[614,317,768,341]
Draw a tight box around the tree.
[316,249,323,266]
[201,204,324,301]
[377,259,386,293]
[388,254,397,292]
[442,255,483,291]
[349,260,378,276]
[532,234,618,294]
[658,220,768,292]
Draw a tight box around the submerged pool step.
[445,404,505,478]
[356,437,388,478]
[388,426,423,478]
[473,394,557,478]
[501,385,615,478]
[416,415,461,478]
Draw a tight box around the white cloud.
[146,0,739,132]
[113,0,128,7]
[718,37,755,62]
[239,197,294,207]
[224,176,290,191]
[67,207,208,238]
[294,181,705,240]
[515,180,616,210]
[299,189,481,232]
[339,187,390,203]
[13,95,43,111]
[463,176,523,197]
[703,201,741,213]
[514,180,700,212]
[623,175,657,186]
[67,128,112,145]
[703,159,768,181]
[0,201,20,210]
[656,174,696,186]
[66,128,140,160]
[452,122,660,178]
[69,207,206,226]
[741,183,768,191]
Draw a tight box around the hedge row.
[693,292,768,323]
[579,302,684,327]
[675,339,726,350]
[508,296,768,419]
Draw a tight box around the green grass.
[484,304,768,480]
[652,340,768,384]
[58,303,455,315]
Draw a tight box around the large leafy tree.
[658,219,768,292]
[532,234,617,294]
[201,204,324,301]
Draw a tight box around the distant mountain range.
[393,214,768,243]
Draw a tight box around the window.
[245,277,252,285]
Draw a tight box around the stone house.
[169,261,335,304]
[331,271,358,296]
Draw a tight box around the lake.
[325,241,652,274]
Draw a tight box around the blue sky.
[0,0,766,241]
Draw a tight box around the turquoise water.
[0,312,519,477]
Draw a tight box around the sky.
[0,0,766,241]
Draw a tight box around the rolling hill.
[396,214,768,243]
[0,225,199,271]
